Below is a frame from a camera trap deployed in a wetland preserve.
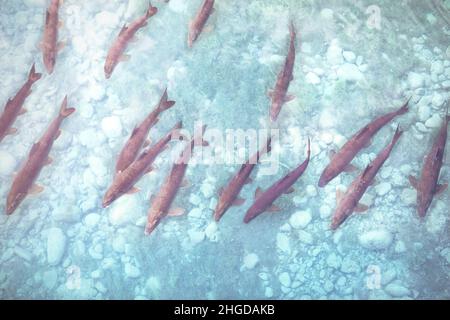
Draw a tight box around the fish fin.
[435,183,448,195]
[168,207,185,217]
[181,179,190,188]
[267,204,281,212]
[45,156,53,166]
[45,10,50,25]
[30,142,40,156]
[119,24,128,36]
[336,189,344,204]
[290,74,294,81]
[55,129,62,140]
[363,139,373,148]
[218,187,224,196]
[145,166,154,174]
[408,175,418,190]
[344,163,358,173]
[143,139,151,148]
[232,198,245,206]
[126,187,140,194]
[328,149,336,159]
[19,108,27,115]
[267,89,274,98]
[57,41,65,52]
[355,203,369,213]
[284,187,295,194]
[355,126,370,139]
[245,177,253,184]
[120,54,131,62]
[254,187,263,199]
[6,128,18,135]
[284,94,296,102]
[28,63,42,82]
[58,20,64,28]
[29,184,44,195]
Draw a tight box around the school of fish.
[0,1,448,239]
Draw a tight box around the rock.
[326,252,342,269]
[359,229,393,250]
[400,188,416,205]
[168,0,188,13]
[84,213,100,228]
[305,72,321,84]
[343,51,356,63]
[87,82,105,101]
[431,93,444,107]
[101,116,122,139]
[320,8,334,19]
[381,269,397,286]
[337,63,364,82]
[42,270,58,289]
[188,207,203,218]
[425,114,442,128]
[109,196,140,226]
[112,235,126,253]
[289,210,312,229]
[88,156,108,178]
[305,185,317,197]
[188,229,205,245]
[375,182,391,196]
[124,263,140,278]
[408,72,424,89]
[385,283,410,297]
[0,150,16,176]
[189,194,201,206]
[298,230,313,244]
[340,257,361,274]
[320,205,332,218]
[95,11,119,28]
[200,182,214,198]
[319,109,336,128]
[204,222,218,241]
[276,233,291,253]
[326,41,343,65]
[430,60,444,74]
[264,287,274,298]
[47,228,67,266]
[418,104,431,122]
[243,253,259,270]
[278,272,291,287]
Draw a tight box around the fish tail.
[392,125,403,144]
[396,96,411,115]
[306,137,311,159]
[168,120,183,140]
[28,63,42,83]
[289,21,296,38]
[59,95,76,118]
[158,88,176,111]
[146,2,158,18]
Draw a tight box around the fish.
[0,64,42,143]
[145,125,208,235]
[103,121,182,208]
[41,0,63,74]
[6,96,75,215]
[331,126,403,230]
[244,138,310,224]
[409,107,449,218]
[318,99,410,188]
[104,3,158,79]
[188,0,215,48]
[214,137,272,222]
[268,22,296,122]
[115,88,175,174]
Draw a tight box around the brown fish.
[331,127,403,230]
[41,0,63,74]
[318,99,410,188]
[145,125,208,235]
[115,88,175,174]
[268,22,296,122]
[104,3,158,79]
[244,138,310,224]
[214,137,272,222]
[409,107,449,218]
[0,64,42,143]
[103,121,182,208]
[188,0,215,48]
[6,96,75,215]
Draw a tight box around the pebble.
[189,194,201,206]
[109,196,140,226]
[385,283,410,297]
[243,253,259,270]
[305,72,321,84]
[101,116,122,139]
[320,8,334,20]
[359,229,393,250]
[326,41,343,65]
[408,72,424,89]
[375,182,391,196]
[298,230,313,244]
[42,270,58,289]
[340,257,361,274]
[124,263,141,278]
[188,207,203,219]
[326,252,342,269]
[425,114,442,128]
[289,210,312,229]
[84,213,101,228]
[337,63,364,82]
[276,233,291,253]
[381,269,397,286]
[0,150,16,176]
[430,60,444,74]
[278,272,291,287]
[431,93,444,107]
[319,205,332,218]
[47,228,67,266]
[343,51,356,63]
[188,229,205,245]
[112,235,126,253]
[400,188,416,205]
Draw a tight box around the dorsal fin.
[119,24,128,36]
[355,126,370,140]
[130,126,139,137]
[45,10,50,25]
[30,142,40,156]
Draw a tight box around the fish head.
[318,171,331,188]
[6,192,25,215]
[144,214,161,236]
[187,28,199,48]
[417,193,431,218]
[102,189,116,208]
[43,51,56,74]
[243,206,262,224]
[104,59,115,79]
[213,198,228,221]
[269,104,281,122]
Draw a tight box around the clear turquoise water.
[0,0,449,299]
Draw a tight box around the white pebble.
[0,150,16,176]
[101,116,122,139]
[243,253,259,270]
[359,229,393,250]
[375,182,391,196]
[343,51,356,63]
[408,72,424,89]
[278,272,291,287]
[47,228,67,266]
[305,72,321,84]
[289,210,312,229]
